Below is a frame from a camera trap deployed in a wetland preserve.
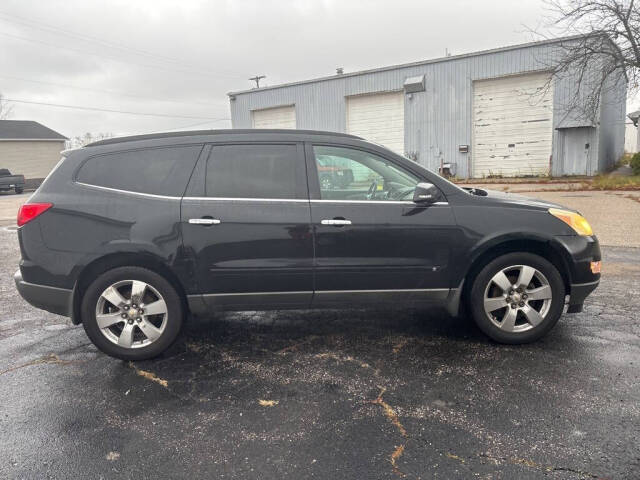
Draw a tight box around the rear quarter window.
[76,145,202,196]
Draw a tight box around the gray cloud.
[2,0,625,139]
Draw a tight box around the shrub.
[631,152,640,175]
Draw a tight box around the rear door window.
[205,144,305,199]
[76,145,202,196]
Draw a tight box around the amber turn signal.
[590,261,602,274]
[548,208,593,236]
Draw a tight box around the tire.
[469,252,565,344]
[81,266,184,360]
[15,187,23,194]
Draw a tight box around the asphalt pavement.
[0,220,639,479]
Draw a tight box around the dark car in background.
[0,168,25,194]
[14,129,601,360]
[316,154,354,190]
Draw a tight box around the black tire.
[469,252,565,344]
[15,187,23,194]
[81,266,184,360]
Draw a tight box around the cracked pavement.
[0,223,639,479]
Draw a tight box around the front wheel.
[469,252,565,344]
[15,187,23,194]
[81,266,184,360]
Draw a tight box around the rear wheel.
[469,252,565,344]
[81,267,183,360]
[15,187,23,194]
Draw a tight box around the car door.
[181,142,313,311]
[306,143,459,306]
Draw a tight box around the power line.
[0,30,242,80]
[0,11,245,79]
[4,98,230,120]
[0,74,227,108]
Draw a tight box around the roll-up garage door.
[251,105,296,129]
[473,73,553,177]
[346,91,404,154]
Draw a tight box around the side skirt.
[187,288,452,314]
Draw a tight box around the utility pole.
[249,75,266,88]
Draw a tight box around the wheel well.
[71,253,188,324]
[461,240,571,305]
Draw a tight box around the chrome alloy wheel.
[95,280,168,349]
[483,265,553,333]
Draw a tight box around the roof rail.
[86,129,362,147]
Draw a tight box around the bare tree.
[0,93,13,120]
[66,132,114,149]
[535,0,639,121]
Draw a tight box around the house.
[0,120,68,182]
[228,36,626,178]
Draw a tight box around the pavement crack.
[128,362,169,388]
[370,387,408,437]
[390,445,406,477]
[276,335,320,354]
[392,337,409,354]
[446,452,466,464]
[369,387,408,477]
[479,453,600,478]
[0,353,79,376]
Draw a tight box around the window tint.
[206,144,300,199]
[313,145,420,201]
[76,145,202,196]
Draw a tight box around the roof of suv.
[86,129,362,147]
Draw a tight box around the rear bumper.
[14,270,72,317]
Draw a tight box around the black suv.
[15,130,601,360]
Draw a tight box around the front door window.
[312,145,420,201]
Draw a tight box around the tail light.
[17,203,53,227]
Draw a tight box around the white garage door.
[251,105,296,129]
[473,73,554,177]
[347,91,404,154]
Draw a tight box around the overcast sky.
[0,0,633,139]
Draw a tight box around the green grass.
[591,174,640,190]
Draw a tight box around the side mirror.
[413,182,439,204]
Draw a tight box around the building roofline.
[85,128,362,147]
[0,138,67,142]
[227,34,588,97]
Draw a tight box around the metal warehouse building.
[228,37,626,178]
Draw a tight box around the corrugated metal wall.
[229,40,625,178]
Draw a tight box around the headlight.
[548,208,593,236]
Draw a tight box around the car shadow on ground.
[113,307,581,405]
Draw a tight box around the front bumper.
[566,279,599,313]
[552,235,601,313]
[14,270,72,317]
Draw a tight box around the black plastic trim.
[14,270,72,317]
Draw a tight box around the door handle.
[188,218,221,225]
[321,219,352,226]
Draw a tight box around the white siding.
[0,140,65,179]
[251,105,296,129]
[472,73,554,177]
[624,122,637,153]
[346,91,404,154]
